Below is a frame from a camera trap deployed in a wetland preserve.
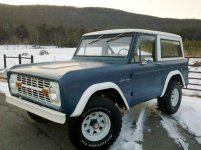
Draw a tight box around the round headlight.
[49,81,61,107]
[9,74,17,92]
[49,86,57,102]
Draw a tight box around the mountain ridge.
[0,4,201,33]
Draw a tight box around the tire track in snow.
[110,108,146,150]
[159,113,189,150]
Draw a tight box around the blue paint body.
[7,31,188,117]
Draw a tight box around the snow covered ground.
[0,82,9,95]
[110,96,201,150]
[173,96,201,144]
[0,45,76,69]
[111,108,146,150]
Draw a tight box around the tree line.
[0,24,88,47]
[1,23,201,45]
[0,23,201,56]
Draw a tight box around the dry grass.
[183,40,201,57]
[184,49,201,57]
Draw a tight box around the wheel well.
[90,88,127,110]
[170,74,184,87]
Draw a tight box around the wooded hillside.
[0,4,201,53]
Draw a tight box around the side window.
[134,34,156,62]
[161,40,182,58]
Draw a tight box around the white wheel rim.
[81,111,111,142]
[171,88,179,107]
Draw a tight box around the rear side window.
[161,40,182,58]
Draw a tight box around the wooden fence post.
[31,55,34,63]
[19,54,21,64]
[4,54,6,68]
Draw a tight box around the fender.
[70,82,129,117]
[160,70,185,97]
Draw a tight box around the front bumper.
[6,94,66,124]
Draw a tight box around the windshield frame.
[73,33,135,61]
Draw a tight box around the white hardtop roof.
[83,29,181,38]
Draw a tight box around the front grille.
[17,74,51,103]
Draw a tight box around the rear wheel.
[68,97,122,150]
[158,80,182,114]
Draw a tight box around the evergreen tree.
[15,24,29,43]
[0,26,8,44]
[56,26,66,47]
[38,24,50,45]
[50,26,67,47]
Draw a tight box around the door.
[131,34,162,104]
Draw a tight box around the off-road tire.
[27,112,50,123]
[68,97,122,150]
[158,80,182,114]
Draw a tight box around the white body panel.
[84,29,181,38]
[70,82,129,117]
[160,70,185,97]
[157,35,184,61]
[6,94,66,124]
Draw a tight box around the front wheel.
[158,80,182,114]
[68,97,122,150]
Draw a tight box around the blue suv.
[7,29,188,149]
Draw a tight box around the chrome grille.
[17,74,51,103]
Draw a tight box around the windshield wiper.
[88,35,103,44]
[106,33,124,42]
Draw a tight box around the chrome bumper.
[6,95,66,124]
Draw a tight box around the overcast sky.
[0,0,201,19]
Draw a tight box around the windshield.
[75,34,133,58]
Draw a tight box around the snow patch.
[0,82,9,95]
[110,108,146,150]
[160,114,187,147]
[0,45,76,69]
[160,116,180,140]
[173,96,201,144]
[121,141,141,150]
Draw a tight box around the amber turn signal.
[42,88,49,96]
[16,82,22,88]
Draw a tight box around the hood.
[9,60,113,80]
